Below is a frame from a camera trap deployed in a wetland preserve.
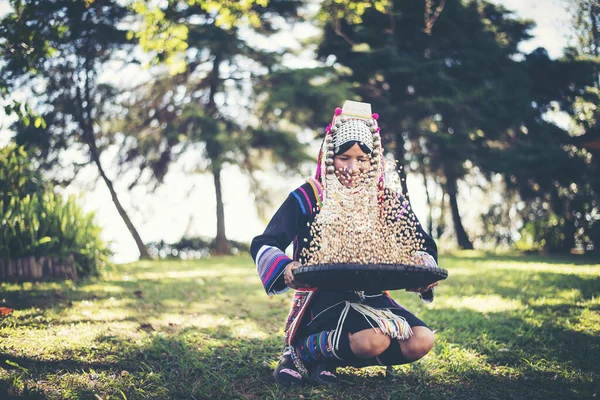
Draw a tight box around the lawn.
[1,252,598,399]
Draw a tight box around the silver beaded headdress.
[316,100,384,190]
[332,120,374,153]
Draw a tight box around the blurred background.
[1,0,598,270]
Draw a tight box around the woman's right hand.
[284,261,311,289]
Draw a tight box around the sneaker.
[310,363,339,386]
[273,354,303,386]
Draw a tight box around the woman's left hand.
[406,281,439,293]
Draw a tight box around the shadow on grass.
[442,251,600,266]
[426,262,600,375]
[422,367,598,400]
[0,351,130,400]
[0,326,284,399]
[2,267,287,334]
[430,304,600,373]
[443,268,600,302]
[1,286,82,310]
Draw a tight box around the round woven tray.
[292,263,448,291]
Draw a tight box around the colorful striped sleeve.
[255,245,294,295]
[250,192,304,295]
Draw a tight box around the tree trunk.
[444,170,473,249]
[90,147,151,259]
[393,134,411,200]
[590,219,600,254]
[206,54,230,255]
[212,165,231,255]
[561,222,576,253]
[549,201,576,254]
[437,189,446,239]
[76,75,151,260]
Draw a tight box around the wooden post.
[30,256,43,279]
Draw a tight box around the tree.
[475,46,600,253]
[315,0,534,249]
[548,0,600,252]
[117,0,307,254]
[566,3,600,254]
[0,0,151,259]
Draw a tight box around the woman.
[250,101,440,386]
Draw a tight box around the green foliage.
[129,1,190,74]
[311,0,600,252]
[0,145,45,203]
[318,0,391,25]
[0,253,598,398]
[311,0,539,249]
[131,0,302,73]
[515,214,560,253]
[0,145,111,277]
[257,67,355,130]
[120,0,307,177]
[1,0,151,260]
[119,0,306,252]
[1,0,132,177]
[0,100,45,129]
[483,50,600,253]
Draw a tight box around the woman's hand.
[406,281,439,293]
[284,261,311,289]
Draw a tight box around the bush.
[147,236,250,260]
[0,145,111,278]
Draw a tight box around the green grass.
[1,252,599,399]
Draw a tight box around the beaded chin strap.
[315,100,384,197]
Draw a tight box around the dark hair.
[334,140,372,156]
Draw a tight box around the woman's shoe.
[273,354,303,386]
[310,363,339,386]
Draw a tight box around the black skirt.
[302,290,428,337]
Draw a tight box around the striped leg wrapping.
[295,330,336,363]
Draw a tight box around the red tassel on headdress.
[315,127,331,181]
[315,146,323,181]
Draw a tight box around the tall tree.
[557,1,600,252]
[0,0,151,259]
[315,0,534,249]
[118,0,306,254]
[479,48,599,253]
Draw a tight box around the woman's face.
[333,143,371,187]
